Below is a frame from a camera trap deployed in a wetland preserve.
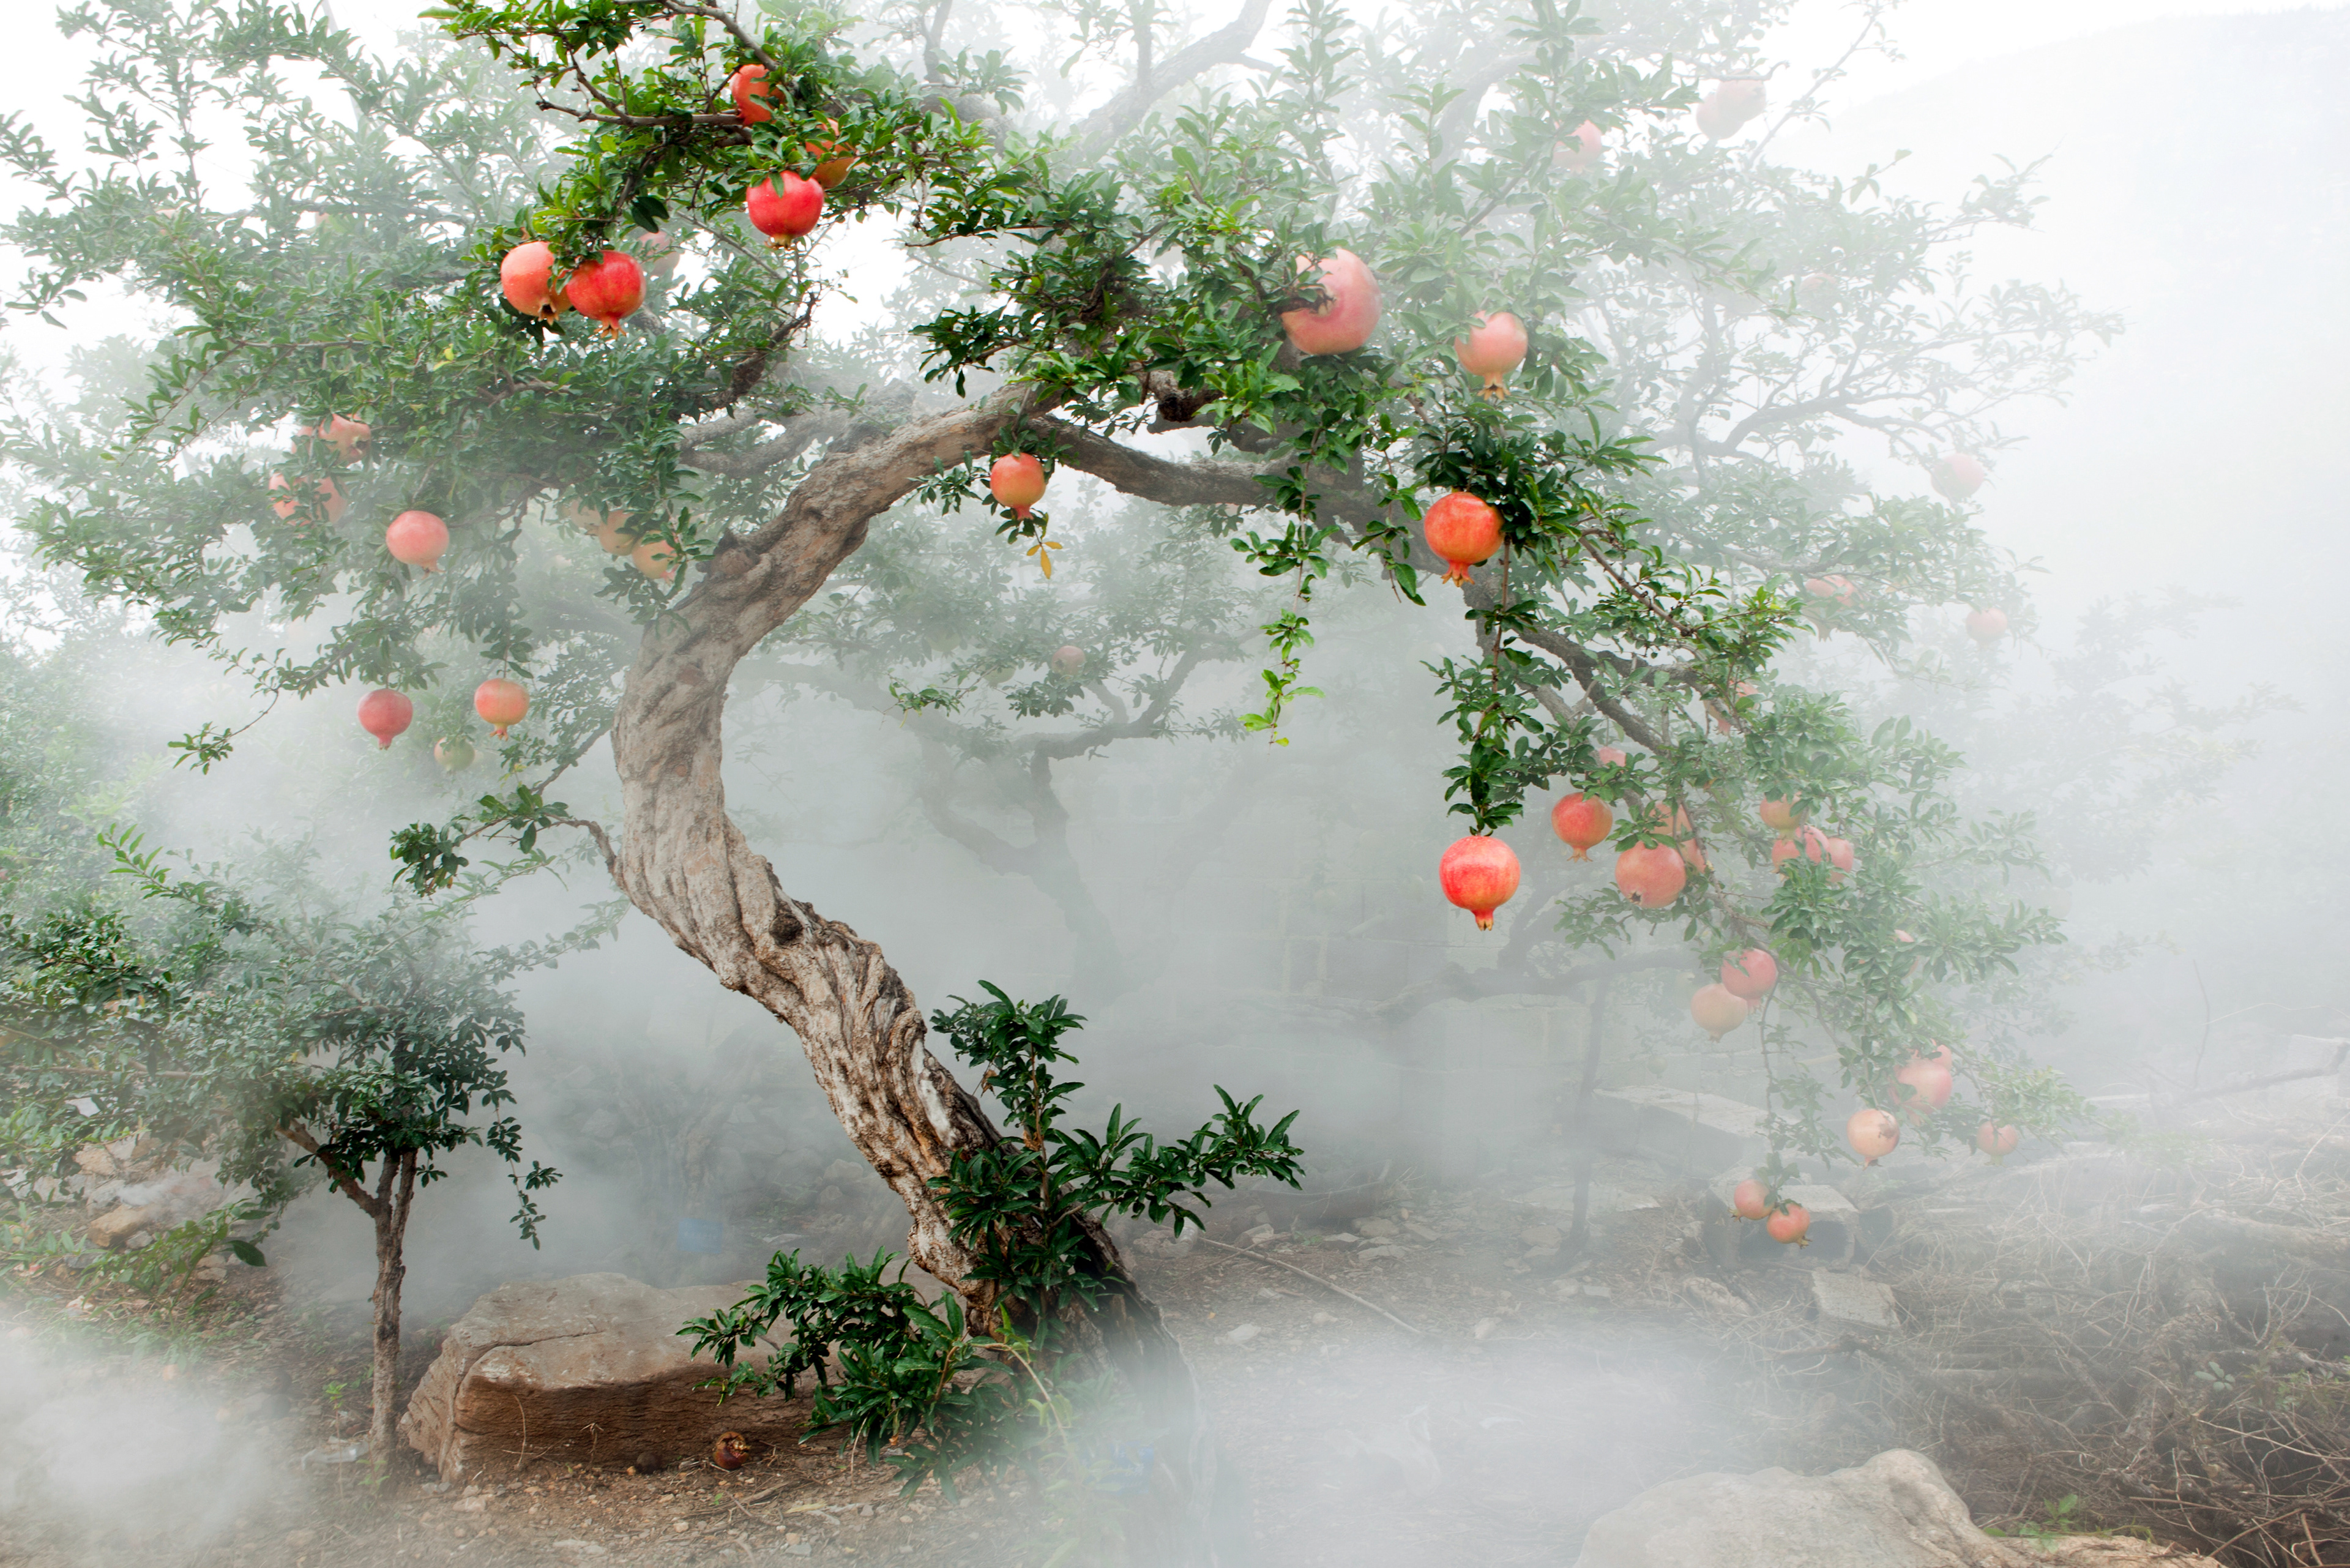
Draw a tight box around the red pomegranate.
[1894,1057,1953,1113]
[1720,949,1777,1000]
[565,252,644,335]
[631,536,677,582]
[1965,607,2008,646]
[1440,835,1521,930]
[806,120,856,188]
[1689,983,1749,1040]
[1731,1179,1768,1220]
[356,689,413,749]
[595,512,635,555]
[499,241,569,322]
[1823,836,1855,881]
[1771,824,1829,873]
[1804,575,1860,607]
[386,510,449,572]
[747,172,824,243]
[1550,793,1613,860]
[474,678,529,738]
[1847,1108,1900,1166]
[1422,491,1502,584]
[1758,798,1801,834]
[1553,120,1602,174]
[990,454,1047,518]
[1765,1203,1810,1245]
[1051,644,1085,677]
[640,231,679,278]
[1930,452,1986,501]
[304,414,370,462]
[1280,250,1381,356]
[1694,79,1767,139]
[270,473,346,525]
[1454,312,1528,399]
[1595,746,1627,767]
[1977,1122,2021,1158]
[729,63,776,123]
[1614,843,1687,908]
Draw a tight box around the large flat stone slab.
[1591,1086,1768,1174]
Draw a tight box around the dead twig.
[1196,1237,1427,1336]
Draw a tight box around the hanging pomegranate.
[1690,983,1749,1040]
[434,734,477,772]
[747,172,824,243]
[1439,835,1521,930]
[1280,250,1381,356]
[270,474,346,525]
[499,241,569,322]
[729,63,776,123]
[1614,843,1687,908]
[1804,575,1860,607]
[1977,1122,2021,1159]
[1596,746,1627,767]
[1847,1108,1900,1166]
[806,120,856,188]
[1758,798,1801,834]
[641,231,680,278]
[474,678,529,737]
[1823,836,1855,882]
[1765,1203,1810,1245]
[386,510,449,572]
[990,454,1047,518]
[1771,824,1828,872]
[1050,645,1086,677]
[1721,949,1777,999]
[1422,491,1503,584]
[1965,607,2008,645]
[304,414,370,462]
[1930,452,1986,501]
[1454,312,1528,399]
[1695,78,1767,139]
[1731,1179,1769,1221]
[1550,793,1613,860]
[1553,121,1602,174]
[565,252,644,335]
[1894,1056,1954,1113]
[595,513,635,555]
[632,536,677,582]
[356,689,413,749]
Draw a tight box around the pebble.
[549,1544,607,1556]
[1310,1310,1336,1325]
[1222,1323,1262,1345]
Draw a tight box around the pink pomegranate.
[729,63,776,124]
[1965,607,2008,645]
[1731,1179,1768,1221]
[1614,843,1687,908]
[565,252,644,335]
[595,512,635,555]
[1694,79,1767,140]
[1422,491,1502,584]
[1550,793,1613,861]
[1280,250,1381,356]
[1930,452,1986,501]
[1770,825,1828,872]
[1804,575,1860,607]
[990,454,1047,518]
[1690,982,1750,1040]
[1720,949,1777,999]
[270,474,346,525]
[386,510,450,572]
[1765,1203,1810,1245]
[305,414,370,462]
[1440,835,1521,930]
[1895,1057,1954,1113]
[1823,836,1855,881]
[1758,798,1801,834]
[806,120,856,189]
[1455,312,1528,398]
[499,241,570,322]
[1596,746,1627,767]
[474,678,529,738]
[747,173,824,243]
[1977,1122,2021,1159]
[1051,644,1086,677]
[356,689,413,749]
[641,231,680,278]
[1847,1108,1900,1166]
[631,536,677,581]
[1553,121,1602,174]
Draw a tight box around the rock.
[1356,1245,1408,1262]
[1356,1217,1400,1239]
[1221,1323,1261,1345]
[1240,1224,1278,1247]
[1812,1271,1898,1329]
[285,1530,315,1548]
[1572,1449,2028,1567]
[1678,1277,1749,1316]
[1591,1086,1769,1174]
[399,1273,800,1483]
[86,1204,157,1251]
[1520,1225,1563,1250]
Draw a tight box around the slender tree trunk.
[369,1147,418,1464]
[1569,976,1611,1255]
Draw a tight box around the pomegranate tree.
[1421,491,1503,584]
[1280,250,1380,355]
[1549,793,1612,860]
[1439,835,1521,930]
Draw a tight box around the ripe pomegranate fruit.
[712,1431,749,1471]
[386,510,449,572]
[1758,798,1801,834]
[1804,575,1860,607]
[1977,1122,2021,1158]
[1553,121,1602,174]
[1454,312,1528,399]
[806,120,856,188]
[1550,793,1613,860]
[1930,452,1986,501]
[990,454,1047,518]
[1689,982,1749,1040]
[632,536,677,581]
[1280,250,1381,356]
[1695,79,1767,139]
[1771,824,1828,872]
[641,231,680,278]
[1422,491,1503,584]
[1614,843,1687,908]
[474,678,529,737]
[1765,1203,1810,1245]
[1721,949,1777,999]
[356,689,413,749]
[270,473,346,525]
[1440,835,1521,930]
[747,172,824,243]
[1894,1057,1953,1112]
[1965,607,2008,645]
[499,241,570,322]
[1596,746,1627,767]
[595,513,635,555]
[729,64,776,123]
[1731,1179,1768,1221]
[304,414,370,462]
[1823,836,1855,881]
[565,251,644,335]
[1847,1108,1900,1165]
[434,734,476,772]
[1050,644,1086,677]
